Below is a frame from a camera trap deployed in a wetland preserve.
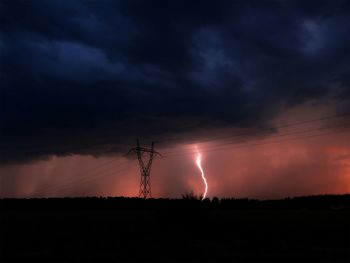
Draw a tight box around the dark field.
[1,195,349,262]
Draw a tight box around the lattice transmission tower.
[128,138,161,198]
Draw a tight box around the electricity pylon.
[128,138,161,198]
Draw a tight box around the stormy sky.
[0,0,350,198]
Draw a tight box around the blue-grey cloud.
[0,0,349,164]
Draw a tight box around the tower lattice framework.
[128,138,161,198]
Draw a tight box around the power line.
[35,158,132,196]
[18,111,350,197]
[32,115,350,195]
[157,111,350,146]
[163,126,350,158]
[38,112,348,155]
[35,158,125,194]
[162,121,350,156]
[47,162,134,196]
[44,123,349,195]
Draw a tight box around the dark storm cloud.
[1,0,350,164]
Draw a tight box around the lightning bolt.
[195,147,208,200]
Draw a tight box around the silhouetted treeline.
[1,194,349,211]
[1,194,349,262]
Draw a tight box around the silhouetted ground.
[0,195,349,262]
